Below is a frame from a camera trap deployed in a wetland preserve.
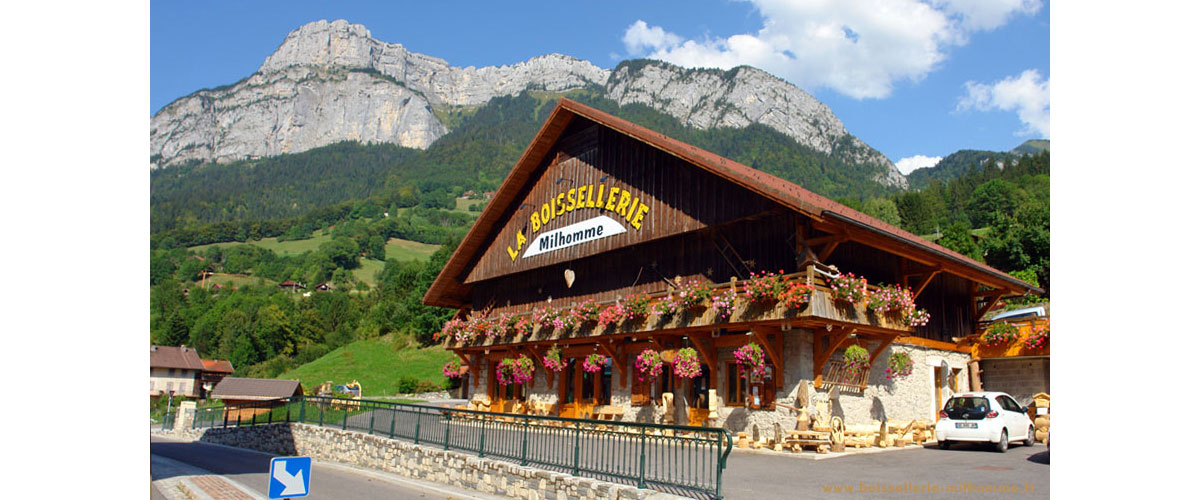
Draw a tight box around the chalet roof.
[149,345,206,371]
[202,359,235,374]
[211,377,303,400]
[423,98,1041,309]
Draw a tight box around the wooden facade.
[424,98,1041,422]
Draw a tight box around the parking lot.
[723,442,1049,499]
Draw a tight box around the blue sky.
[152,0,1049,173]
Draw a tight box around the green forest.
[149,88,1049,382]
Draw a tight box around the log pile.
[1032,393,1050,444]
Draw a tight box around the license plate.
[956,422,978,429]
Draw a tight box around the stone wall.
[980,358,1050,405]
[161,423,685,500]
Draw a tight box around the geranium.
[438,318,467,342]
[552,308,581,331]
[506,314,533,337]
[843,345,871,377]
[778,282,814,310]
[981,322,1020,346]
[884,351,913,381]
[830,272,869,305]
[543,345,567,372]
[710,288,737,321]
[572,300,602,323]
[534,307,558,330]
[442,361,463,379]
[734,343,766,378]
[867,284,913,314]
[597,300,628,328]
[467,316,492,340]
[674,280,714,310]
[635,349,663,381]
[583,353,608,373]
[626,293,652,318]
[743,270,788,303]
[485,314,509,340]
[903,308,931,327]
[1023,326,1049,350]
[496,356,535,386]
[651,297,678,317]
[673,347,702,378]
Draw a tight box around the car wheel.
[938,440,952,450]
[1025,425,1036,446]
[994,430,1008,453]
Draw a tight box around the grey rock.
[151,19,904,188]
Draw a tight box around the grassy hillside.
[278,337,457,397]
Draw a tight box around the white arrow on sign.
[272,462,307,496]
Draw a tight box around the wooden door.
[933,366,943,420]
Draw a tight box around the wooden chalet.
[423,99,1042,431]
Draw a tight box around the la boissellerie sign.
[505,181,649,261]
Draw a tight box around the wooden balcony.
[969,316,1050,359]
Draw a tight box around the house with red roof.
[423,99,1043,431]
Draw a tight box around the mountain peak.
[260,19,401,73]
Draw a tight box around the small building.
[315,282,333,292]
[279,280,306,292]
[199,359,235,399]
[211,377,304,421]
[964,305,1051,405]
[150,345,205,399]
[423,99,1043,433]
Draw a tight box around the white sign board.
[522,215,627,258]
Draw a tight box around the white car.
[935,391,1035,452]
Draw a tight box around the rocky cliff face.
[151,19,904,188]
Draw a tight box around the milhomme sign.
[505,181,650,261]
[522,215,626,258]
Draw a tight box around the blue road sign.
[268,457,312,499]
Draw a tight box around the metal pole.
[390,407,398,440]
[573,423,581,476]
[638,427,647,488]
[478,418,486,458]
[412,408,419,444]
[520,417,529,466]
[444,411,452,450]
[368,406,376,435]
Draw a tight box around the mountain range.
[150,19,902,188]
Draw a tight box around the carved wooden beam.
[974,295,1003,322]
[596,342,625,385]
[813,327,855,388]
[912,269,942,299]
[689,334,718,376]
[867,336,897,368]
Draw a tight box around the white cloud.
[896,155,944,175]
[621,0,1041,100]
[957,69,1050,138]
[934,0,1042,32]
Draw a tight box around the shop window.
[747,365,776,410]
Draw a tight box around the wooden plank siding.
[463,125,778,284]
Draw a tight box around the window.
[999,395,1022,412]
[166,382,174,393]
[725,362,747,406]
[168,368,176,376]
[747,365,775,410]
[690,364,711,408]
[651,367,675,404]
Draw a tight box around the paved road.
[723,442,1049,500]
[150,435,508,500]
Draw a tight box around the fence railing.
[188,395,733,500]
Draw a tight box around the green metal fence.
[190,396,733,499]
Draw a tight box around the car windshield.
[945,397,990,412]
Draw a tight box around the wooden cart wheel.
[831,416,845,444]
